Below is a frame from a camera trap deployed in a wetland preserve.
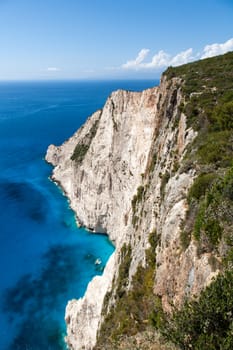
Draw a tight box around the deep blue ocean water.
[0,79,158,350]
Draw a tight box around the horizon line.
[0,77,160,83]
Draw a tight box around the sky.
[0,0,233,80]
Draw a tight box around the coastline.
[45,85,159,349]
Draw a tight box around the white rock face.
[46,88,159,245]
[46,76,217,349]
[65,253,116,350]
[46,86,160,349]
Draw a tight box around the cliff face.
[46,58,230,349]
[46,87,159,244]
[46,85,161,349]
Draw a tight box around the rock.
[46,75,215,349]
[65,253,116,350]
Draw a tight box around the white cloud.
[201,38,233,59]
[47,67,61,72]
[121,38,233,71]
[122,48,150,69]
[143,50,170,68]
[170,48,194,66]
[121,48,193,70]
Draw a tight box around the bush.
[96,232,159,348]
[70,143,89,162]
[71,119,99,163]
[116,244,132,297]
[203,218,223,246]
[160,270,233,350]
[149,153,157,173]
[197,131,233,167]
[193,166,233,248]
[180,230,191,251]
[212,101,233,131]
[188,173,217,202]
[193,199,206,241]
[131,186,145,227]
[160,171,170,199]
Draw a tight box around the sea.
[0,79,158,350]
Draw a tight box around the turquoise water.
[0,80,158,349]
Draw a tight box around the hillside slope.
[46,52,233,350]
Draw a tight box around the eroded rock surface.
[46,76,216,349]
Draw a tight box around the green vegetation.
[165,52,233,255]
[188,173,217,202]
[115,244,132,298]
[164,52,233,132]
[212,101,233,131]
[131,185,145,227]
[70,143,89,163]
[71,118,99,163]
[197,131,233,167]
[159,269,233,350]
[165,51,233,96]
[149,152,157,173]
[188,166,233,250]
[157,180,233,349]
[160,171,170,199]
[132,186,145,211]
[96,53,233,349]
[155,54,233,349]
[179,230,191,251]
[95,230,159,349]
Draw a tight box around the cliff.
[46,52,233,350]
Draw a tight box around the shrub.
[197,131,233,167]
[180,230,191,251]
[203,218,223,246]
[149,153,157,173]
[193,199,206,241]
[188,173,217,202]
[95,232,159,348]
[116,244,132,298]
[71,119,99,163]
[212,101,233,131]
[193,166,233,248]
[160,270,233,350]
[160,171,170,199]
[70,143,89,162]
[132,186,145,211]
[131,186,145,227]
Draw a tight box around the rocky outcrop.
[65,253,116,350]
[46,85,160,349]
[46,87,159,244]
[46,76,217,349]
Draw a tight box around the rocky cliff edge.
[46,75,217,350]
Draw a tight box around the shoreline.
[48,172,111,237]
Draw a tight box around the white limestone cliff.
[64,253,116,350]
[46,76,217,349]
[46,87,159,245]
[46,85,160,349]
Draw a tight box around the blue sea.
[0,79,158,350]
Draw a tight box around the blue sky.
[0,0,233,80]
